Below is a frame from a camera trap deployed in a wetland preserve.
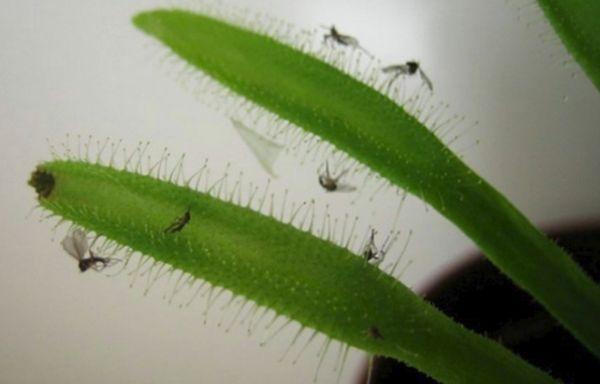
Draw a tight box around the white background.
[1,0,599,383]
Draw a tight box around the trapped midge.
[61,229,120,272]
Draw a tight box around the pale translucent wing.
[340,35,372,58]
[72,229,89,257]
[382,65,399,73]
[340,35,359,48]
[61,234,80,260]
[92,258,121,272]
[61,230,85,260]
[419,68,434,91]
[335,183,357,193]
[382,64,408,74]
[231,118,284,177]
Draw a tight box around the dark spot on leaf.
[28,167,54,198]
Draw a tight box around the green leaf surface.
[29,160,556,384]
[132,9,600,357]
[536,0,600,90]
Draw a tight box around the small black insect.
[366,326,384,340]
[361,229,393,264]
[382,61,433,92]
[323,25,372,57]
[362,229,380,262]
[78,250,117,272]
[318,161,356,193]
[61,229,119,272]
[164,208,191,234]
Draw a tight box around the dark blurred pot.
[359,222,600,384]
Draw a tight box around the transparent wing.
[382,64,408,74]
[72,229,89,257]
[92,258,121,272]
[61,235,81,260]
[339,35,372,58]
[334,183,357,193]
[419,68,434,91]
[231,118,284,177]
[61,229,88,260]
[340,34,359,47]
[382,65,398,73]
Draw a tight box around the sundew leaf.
[132,9,600,356]
[536,0,600,91]
[28,160,555,384]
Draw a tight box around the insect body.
[318,161,356,192]
[77,250,116,272]
[366,326,384,340]
[61,229,119,272]
[382,61,434,91]
[361,229,394,264]
[362,229,381,262]
[323,25,372,57]
[164,208,191,234]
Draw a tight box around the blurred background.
[1,0,599,383]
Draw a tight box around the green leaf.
[132,9,600,357]
[29,160,556,384]
[536,0,600,90]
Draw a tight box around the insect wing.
[231,118,284,177]
[334,182,357,193]
[61,229,88,260]
[382,65,400,74]
[340,34,359,48]
[91,258,121,272]
[382,64,409,75]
